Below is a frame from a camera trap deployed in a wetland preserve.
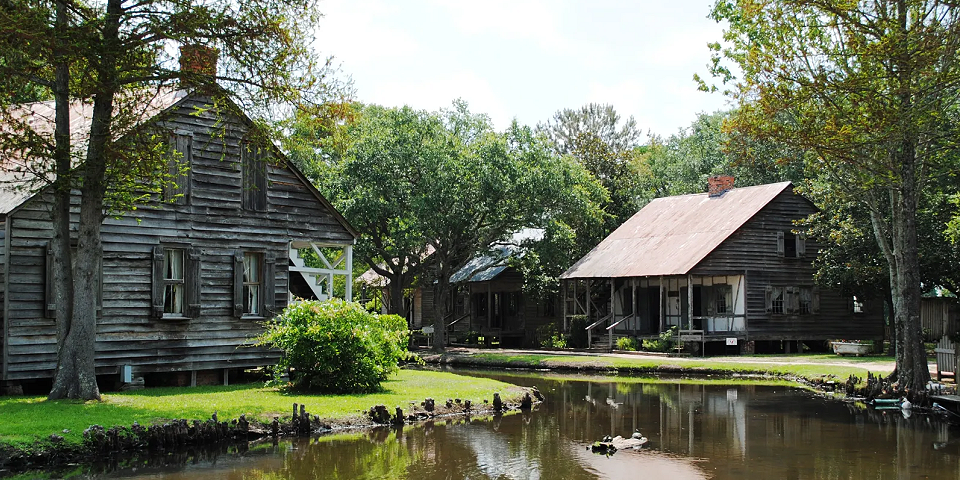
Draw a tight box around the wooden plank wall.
[2,93,354,382]
[922,298,958,341]
[0,219,6,380]
[693,188,884,341]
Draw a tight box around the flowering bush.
[256,299,409,393]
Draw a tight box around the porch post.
[487,282,492,330]
[562,280,568,332]
[609,279,615,350]
[659,276,665,333]
[632,280,637,337]
[688,274,693,331]
[344,245,353,301]
[586,280,592,346]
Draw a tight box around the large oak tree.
[706,0,960,391]
[313,103,605,348]
[0,0,344,399]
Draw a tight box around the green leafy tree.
[538,103,641,155]
[0,0,345,400]
[312,102,605,349]
[706,0,960,390]
[638,110,805,200]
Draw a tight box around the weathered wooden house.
[560,177,883,354]
[449,229,558,347]
[0,87,356,394]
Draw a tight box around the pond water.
[36,371,960,479]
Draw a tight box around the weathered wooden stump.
[493,393,503,412]
[369,404,391,424]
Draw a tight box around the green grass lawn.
[0,369,523,448]
[467,352,881,381]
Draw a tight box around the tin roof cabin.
[560,177,884,354]
[449,229,559,347]
[0,88,356,394]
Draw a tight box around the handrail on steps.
[445,313,471,329]
[606,314,632,331]
[585,312,613,331]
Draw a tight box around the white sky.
[314,0,731,140]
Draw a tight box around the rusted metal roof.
[0,88,189,215]
[450,228,543,283]
[561,182,794,279]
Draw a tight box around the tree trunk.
[47,0,86,401]
[50,0,124,401]
[888,183,929,392]
[387,274,405,317]
[432,259,451,351]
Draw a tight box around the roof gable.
[0,89,357,239]
[561,182,795,279]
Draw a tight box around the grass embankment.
[0,369,523,449]
[433,351,890,382]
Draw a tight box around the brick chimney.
[179,44,218,87]
[707,175,735,197]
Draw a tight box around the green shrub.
[642,326,677,353]
[616,336,639,351]
[537,323,567,349]
[458,330,482,345]
[256,299,409,393]
[567,315,589,349]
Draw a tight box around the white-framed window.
[233,249,275,318]
[715,284,733,314]
[243,252,262,315]
[151,245,200,319]
[771,287,785,314]
[163,248,185,315]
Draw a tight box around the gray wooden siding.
[2,93,354,382]
[693,188,883,341]
[0,218,7,380]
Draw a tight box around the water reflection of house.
[449,229,558,347]
[561,177,884,353]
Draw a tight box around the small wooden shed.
[449,229,558,347]
[0,88,357,393]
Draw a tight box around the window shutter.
[262,251,276,315]
[796,234,806,258]
[151,245,164,318]
[776,231,785,257]
[185,248,201,318]
[174,134,191,205]
[765,285,773,313]
[44,242,56,319]
[812,287,821,314]
[241,142,267,212]
[233,249,244,317]
[786,286,798,314]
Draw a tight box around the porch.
[562,274,748,351]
